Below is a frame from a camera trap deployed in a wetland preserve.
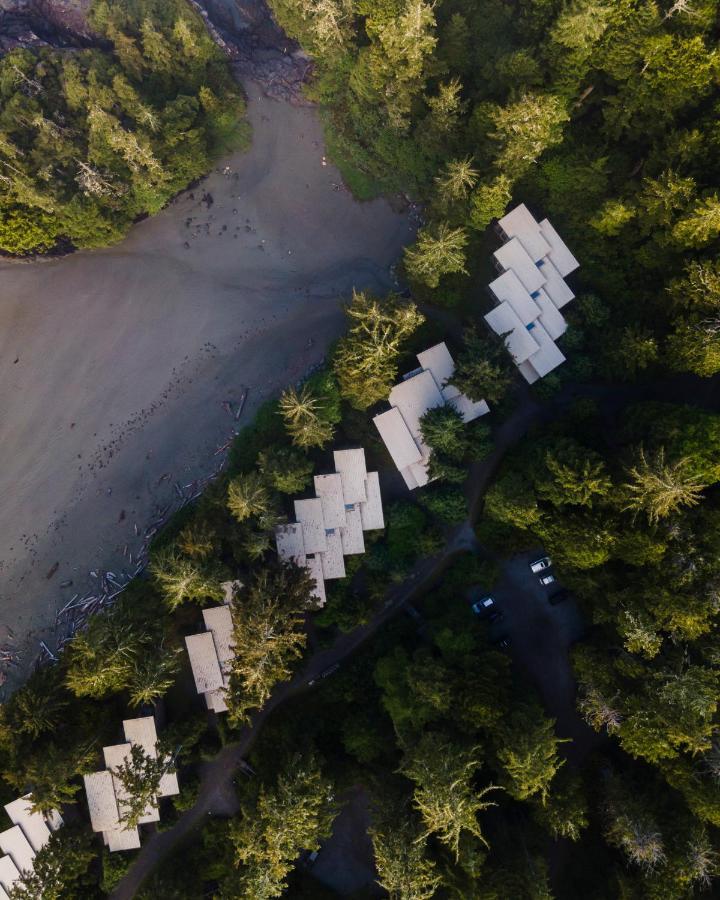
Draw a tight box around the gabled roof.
[122,716,179,799]
[534,288,567,341]
[0,855,20,894]
[539,218,579,277]
[538,256,575,308]
[202,605,235,672]
[275,522,305,563]
[485,301,540,364]
[0,827,34,875]
[388,369,444,442]
[373,408,422,471]
[83,771,120,833]
[489,270,539,326]
[360,472,384,531]
[294,498,328,554]
[416,342,455,390]
[494,238,546,294]
[333,449,368,504]
[106,824,141,852]
[524,320,566,378]
[320,530,346,580]
[340,506,365,555]
[304,555,326,604]
[185,632,224,694]
[4,796,51,853]
[498,203,552,262]
[314,474,347,529]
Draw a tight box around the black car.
[549,589,569,605]
[487,610,504,624]
[493,635,511,650]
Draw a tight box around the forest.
[1,0,720,897]
[0,0,245,255]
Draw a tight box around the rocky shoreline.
[0,0,312,103]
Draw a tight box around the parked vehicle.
[493,635,511,650]
[549,589,569,606]
[471,595,496,616]
[539,573,556,586]
[530,556,552,574]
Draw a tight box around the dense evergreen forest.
[0,0,245,255]
[2,0,720,897]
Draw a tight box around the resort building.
[372,342,489,489]
[83,716,179,852]
[485,204,579,384]
[0,796,62,897]
[185,592,237,714]
[274,448,385,602]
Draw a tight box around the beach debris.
[45,562,59,580]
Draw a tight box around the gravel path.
[0,80,414,689]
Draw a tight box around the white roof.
[340,506,365,554]
[518,359,541,384]
[83,771,120,832]
[304,555,326,605]
[205,688,229,713]
[45,809,63,833]
[416,342,455,390]
[488,270,540,326]
[4,796,51,853]
[538,256,575,308]
[498,203,552,262]
[448,393,490,422]
[122,716,179,798]
[0,856,20,893]
[294,498,328,554]
[203,605,235,672]
[0,882,9,900]
[373,408,422,470]
[275,522,305,563]
[0,827,34,875]
[185,632,224,694]
[539,218,579,276]
[494,238,546,293]
[534,288,567,341]
[314,474,347,529]
[360,472,384,530]
[104,743,156,825]
[404,458,431,489]
[526,320,566,378]
[485,302,540,364]
[388,369,444,442]
[333,449,368,504]
[319,529,346,579]
[105,824,141,852]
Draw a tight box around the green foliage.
[404,222,469,288]
[279,384,335,448]
[333,290,425,409]
[226,562,314,723]
[370,816,442,900]
[150,547,223,611]
[0,1,245,255]
[450,326,514,406]
[257,445,314,494]
[223,753,337,898]
[496,704,566,804]
[111,743,174,828]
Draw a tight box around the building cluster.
[274,449,385,603]
[184,580,240,714]
[0,795,63,897]
[485,203,579,384]
[83,716,179,852]
[372,342,489,489]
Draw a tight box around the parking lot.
[471,549,601,764]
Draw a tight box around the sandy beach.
[0,80,413,690]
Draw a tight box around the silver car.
[530,556,552,574]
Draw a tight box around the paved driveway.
[478,549,600,764]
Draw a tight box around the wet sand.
[0,81,413,689]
